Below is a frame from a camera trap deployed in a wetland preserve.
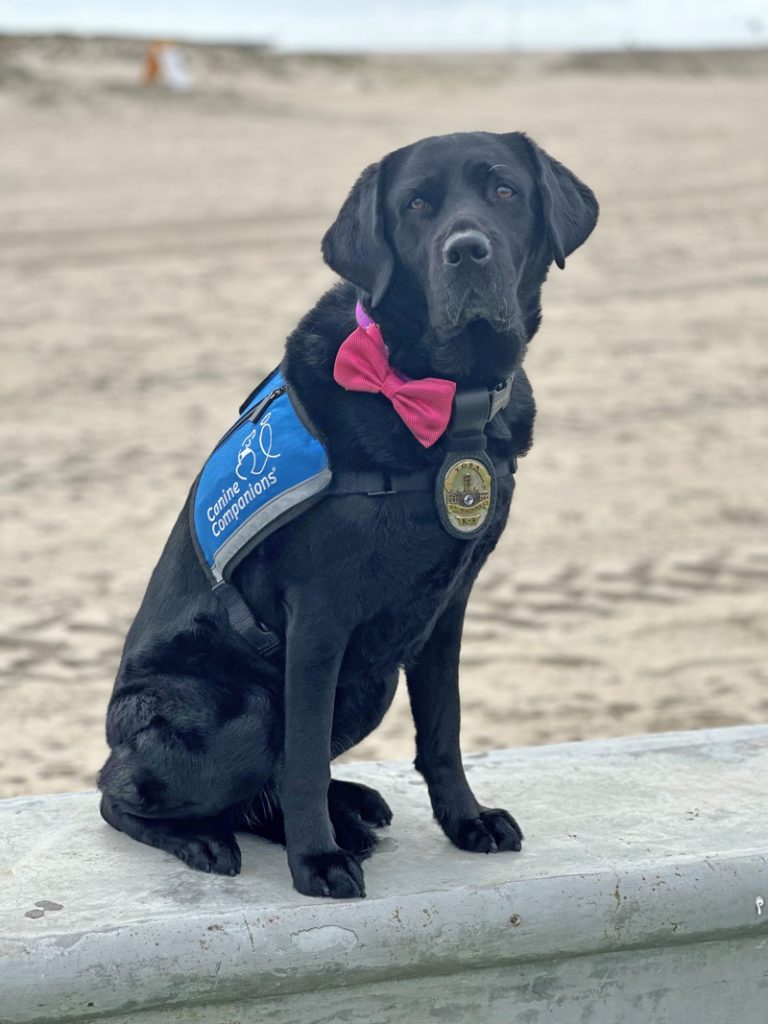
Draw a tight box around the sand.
[1,38,767,798]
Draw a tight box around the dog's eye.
[408,196,428,211]
[495,184,516,200]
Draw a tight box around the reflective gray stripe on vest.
[210,466,332,582]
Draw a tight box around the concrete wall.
[1,726,767,1023]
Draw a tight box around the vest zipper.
[215,385,287,449]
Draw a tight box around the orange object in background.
[142,42,166,85]
[141,41,192,90]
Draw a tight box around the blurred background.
[1,2,767,797]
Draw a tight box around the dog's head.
[322,131,598,383]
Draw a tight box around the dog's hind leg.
[328,779,393,828]
[233,779,390,861]
[327,780,392,860]
[100,795,242,875]
[98,679,279,874]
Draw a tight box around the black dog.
[98,131,598,898]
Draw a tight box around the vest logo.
[235,412,281,480]
[206,414,282,538]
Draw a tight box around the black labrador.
[98,131,598,898]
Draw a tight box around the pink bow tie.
[333,302,456,448]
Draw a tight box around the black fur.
[98,131,598,898]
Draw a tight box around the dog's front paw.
[446,808,523,854]
[291,850,367,899]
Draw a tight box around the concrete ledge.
[1,726,767,1023]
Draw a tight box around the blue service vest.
[191,368,331,583]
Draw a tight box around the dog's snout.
[442,229,492,267]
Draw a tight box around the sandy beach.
[1,37,767,798]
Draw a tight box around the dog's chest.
[333,490,508,673]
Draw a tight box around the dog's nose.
[443,230,492,267]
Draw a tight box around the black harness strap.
[331,453,515,497]
[331,468,435,496]
[213,580,282,659]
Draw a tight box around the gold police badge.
[436,454,495,539]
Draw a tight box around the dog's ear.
[516,134,599,269]
[322,160,394,307]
